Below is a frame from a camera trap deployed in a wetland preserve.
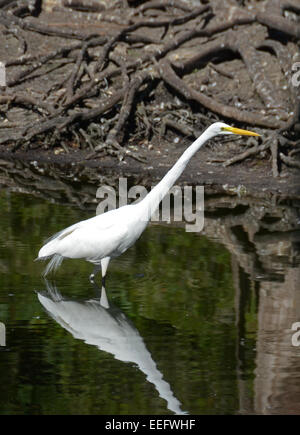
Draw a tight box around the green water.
[0,190,249,415]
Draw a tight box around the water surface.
[0,190,299,415]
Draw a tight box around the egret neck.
[138,127,214,220]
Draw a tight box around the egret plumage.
[37,122,260,283]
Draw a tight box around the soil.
[0,0,299,200]
[0,136,298,200]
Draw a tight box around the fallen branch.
[223,142,271,167]
[0,0,298,175]
[159,58,282,129]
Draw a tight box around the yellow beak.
[222,126,260,136]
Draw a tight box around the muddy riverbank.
[0,137,299,208]
[0,0,299,191]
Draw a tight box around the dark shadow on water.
[204,195,300,414]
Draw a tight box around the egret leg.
[101,257,111,287]
[100,285,109,308]
[89,264,102,284]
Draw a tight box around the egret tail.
[39,254,64,277]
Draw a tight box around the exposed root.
[0,0,298,173]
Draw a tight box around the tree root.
[159,58,282,129]
[223,142,271,167]
[0,0,298,174]
[280,153,300,170]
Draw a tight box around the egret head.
[208,122,260,137]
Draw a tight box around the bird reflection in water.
[37,279,186,415]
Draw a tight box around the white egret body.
[38,122,259,282]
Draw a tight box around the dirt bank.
[0,0,299,198]
[0,136,299,203]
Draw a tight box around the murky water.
[0,189,300,415]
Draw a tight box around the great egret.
[37,122,260,283]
